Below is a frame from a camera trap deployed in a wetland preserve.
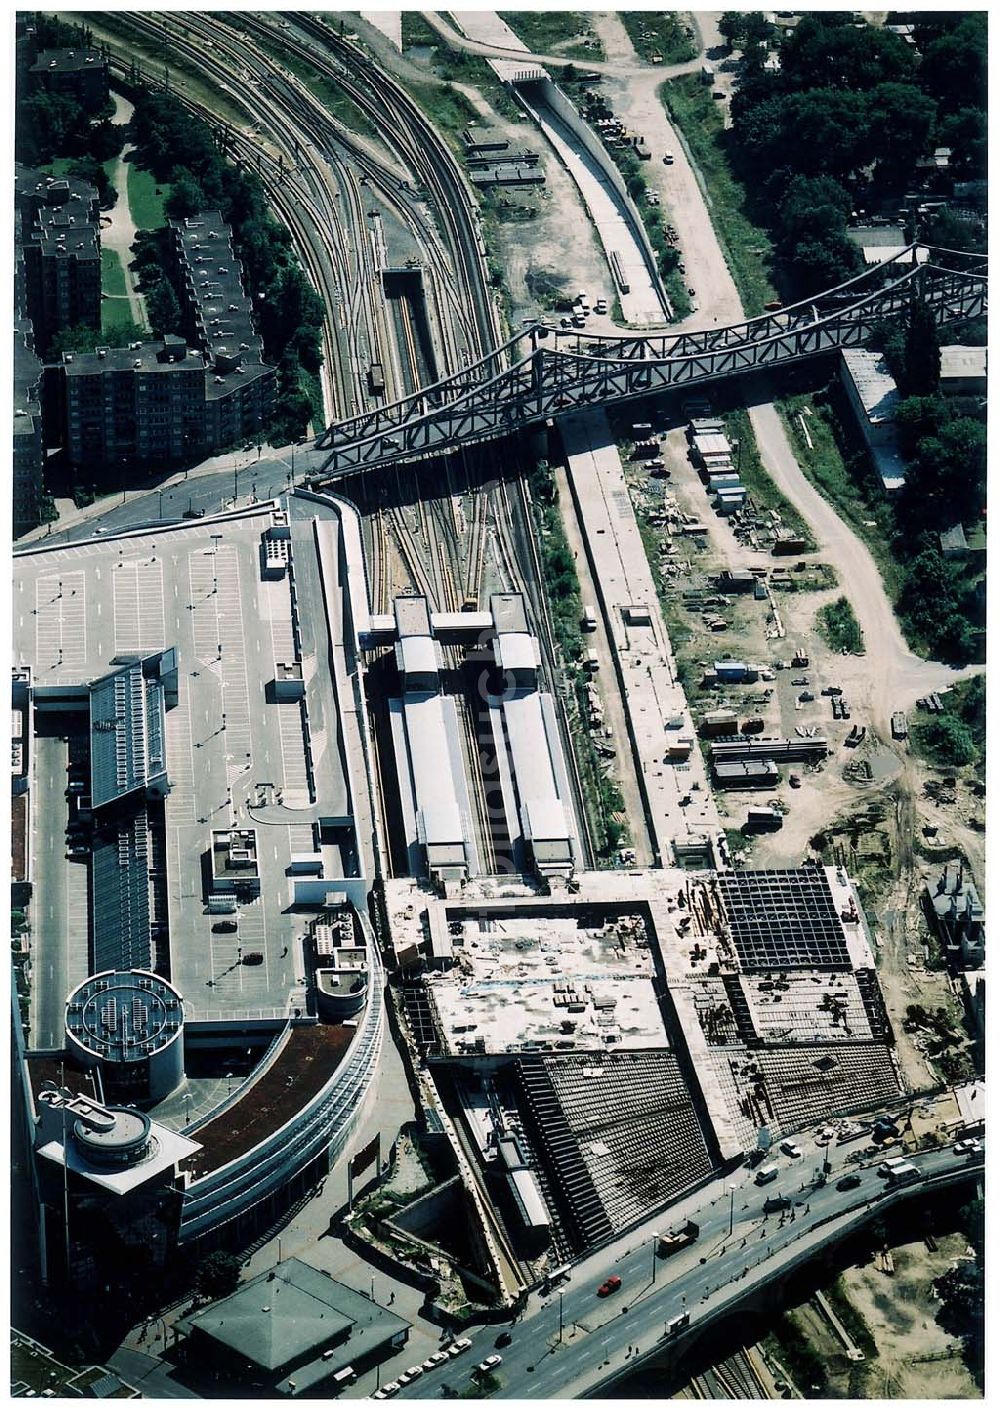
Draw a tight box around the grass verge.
[126,161,169,231]
[300,368,326,433]
[401,16,522,120]
[723,409,816,550]
[530,464,627,858]
[660,75,776,317]
[778,392,903,601]
[620,12,696,63]
[253,35,378,139]
[816,595,864,654]
[498,12,605,60]
[101,246,127,298]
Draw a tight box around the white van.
[754,1163,779,1185]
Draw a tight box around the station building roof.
[490,592,529,635]
[176,1257,410,1392]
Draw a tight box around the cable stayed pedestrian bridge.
[313,245,986,479]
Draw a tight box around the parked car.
[373,1382,400,1398]
[213,920,237,933]
[447,1338,472,1357]
[954,1138,982,1155]
[836,1174,862,1191]
[596,1274,622,1297]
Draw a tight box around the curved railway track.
[102,13,597,857]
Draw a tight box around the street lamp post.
[728,1182,737,1238]
[558,1290,564,1343]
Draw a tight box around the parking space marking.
[113,556,166,655]
[165,675,197,823]
[35,570,87,672]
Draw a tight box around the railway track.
[104,13,591,853]
[690,1350,771,1400]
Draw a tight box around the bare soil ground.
[826,1234,979,1399]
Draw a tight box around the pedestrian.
[389,1291,395,1305]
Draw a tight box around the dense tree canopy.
[725,13,986,304]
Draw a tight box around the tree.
[146,276,183,339]
[193,1250,242,1301]
[780,14,915,93]
[16,89,85,163]
[778,89,872,178]
[775,174,853,250]
[893,395,950,458]
[741,12,775,52]
[787,231,862,293]
[936,108,987,180]
[923,207,986,257]
[900,297,941,398]
[920,715,977,766]
[918,15,987,116]
[165,167,207,221]
[289,324,323,375]
[867,83,937,188]
[66,155,117,209]
[718,12,745,49]
[49,324,106,357]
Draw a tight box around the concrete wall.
[518,78,667,313]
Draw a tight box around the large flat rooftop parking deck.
[13,497,356,1027]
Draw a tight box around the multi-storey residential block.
[29,46,110,114]
[56,336,209,471]
[16,166,101,351]
[14,320,45,536]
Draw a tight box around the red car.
[596,1275,622,1298]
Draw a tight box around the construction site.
[378,861,903,1287]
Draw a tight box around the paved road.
[393,1142,980,1401]
[16,450,326,553]
[421,11,703,81]
[552,464,654,866]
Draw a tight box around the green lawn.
[126,162,169,231]
[38,157,77,179]
[101,303,145,342]
[101,246,128,298]
[660,76,777,317]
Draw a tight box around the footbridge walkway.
[312,246,986,480]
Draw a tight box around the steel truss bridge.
[313,245,986,480]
